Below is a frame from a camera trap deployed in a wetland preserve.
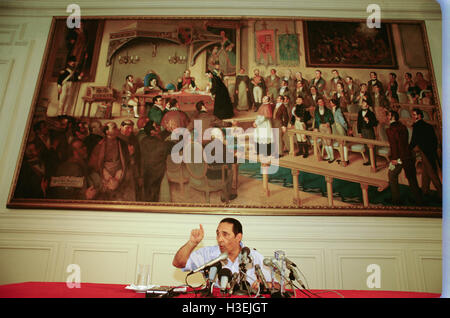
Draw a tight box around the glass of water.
[135,264,150,291]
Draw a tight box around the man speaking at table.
[172,218,272,292]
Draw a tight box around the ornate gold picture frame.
[7,16,442,217]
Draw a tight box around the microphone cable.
[286,271,314,298]
[238,268,253,297]
[272,265,316,298]
[184,271,207,298]
[312,289,345,298]
[290,265,323,298]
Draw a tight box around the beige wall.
[0,1,443,294]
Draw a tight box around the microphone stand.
[226,272,238,296]
[287,265,313,298]
[254,265,270,296]
[270,259,292,298]
[199,281,214,297]
[197,268,214,297]
[232,263,250,296]
[271,289,292,298]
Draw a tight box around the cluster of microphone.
[187,248,308,297]
[216,247,255,295]
[263,250,307,297]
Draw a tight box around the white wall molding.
[0,0,442,20]
[0,212,442,241]
[62,240,139,284]
[0,238,60,283]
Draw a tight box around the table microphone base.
[198,283,214,297]
[270,290,293,298]
[232,289,249,296]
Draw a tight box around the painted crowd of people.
[15,93,236,203]
[239,68,441,204]
[18,64,440,206]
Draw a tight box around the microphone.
[218,268,232,292]
[264,257,285,293]
[263,257,282,273]
[189,252,228,274]
[272,253,287,294]
[264,257,293,298]
[275,253,302,288]
[274,250,298,269]
[229,272,240,294]
[208,262,222,282]
[284,257,297,267]
[287,263,306,289]
[241,247,251,260]
[254,264,269,291]
[239,247,253,269]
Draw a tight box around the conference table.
[135,91,214,113]
[0,282,440,298]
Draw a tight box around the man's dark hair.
[102,124,110,134]
[152,95,162,103]
[330,99,339,107]
[413,108,424,119]
[389,110,399,122]
[316,97,325,104]
[219,218,243,236]
[121,119,134,127]
[195,101,205,112]
[169,98,178,108]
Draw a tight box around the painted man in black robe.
[207,70,234,120]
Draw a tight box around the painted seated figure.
[144,72,165,92]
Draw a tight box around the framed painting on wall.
[6,16,442,218]
[303,20,398,69]
[204,24,238,77]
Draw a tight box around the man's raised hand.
[189,224,204,245]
